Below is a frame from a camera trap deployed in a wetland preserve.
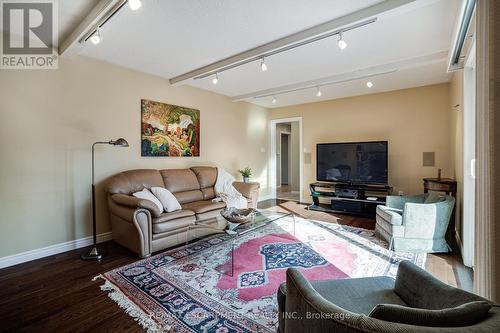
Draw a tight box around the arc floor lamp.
[81,138,129,261]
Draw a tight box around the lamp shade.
[110,138,129,147]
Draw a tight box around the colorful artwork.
[141,99,200,157]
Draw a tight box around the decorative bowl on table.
[220,207,256,224]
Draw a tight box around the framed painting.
[141,99,200,157]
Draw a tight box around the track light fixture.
[316,87,322,97]
[89,28,102,45]
[212,73,219,85]
[272,96,277,104]
[260,57,268,71]
[128,0,142,10]
[366,81,373,88]
[337,32,347,50]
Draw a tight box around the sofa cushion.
[424,192,444,204]
[152,215,196,234]
[152,209,195,224]
[191,167,217,188]
[201,187,215,200]
[369,301,492,327]
[160,169,200,193]
[151,187,182,212]
[182,200,226,214]
[174,190,204,204]
[376,205,403,225]
[107,169,164,195]
[132,189,164,215]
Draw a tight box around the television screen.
[316,141,388,184]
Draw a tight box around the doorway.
[271,118,303,202]
[280,132,291,186]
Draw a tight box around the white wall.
[0,56,269,258]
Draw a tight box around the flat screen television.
[316,141,388,185]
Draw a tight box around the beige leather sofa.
[106,166,260,257]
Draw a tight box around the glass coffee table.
[185,210,295,276]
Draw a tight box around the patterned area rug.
[96,215,426,332]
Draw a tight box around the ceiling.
[66,0,460,108]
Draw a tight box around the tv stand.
[308,182,392,218]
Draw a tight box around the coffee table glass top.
[189,210,292,236]
[185,210,295,276]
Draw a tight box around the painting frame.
[141,99,200,157]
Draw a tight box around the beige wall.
[270,84,453,201]
[0,56,269,258]
[449,70,464,243]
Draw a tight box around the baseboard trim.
[0,232,113,269]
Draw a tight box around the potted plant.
[238,167,252,183]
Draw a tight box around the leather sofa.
[106,166,260,257]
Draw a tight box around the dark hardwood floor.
[0,199,473,332]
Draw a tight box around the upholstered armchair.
[278,261,500,333]
[375,193,455,252]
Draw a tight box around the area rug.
[95,215,426,332]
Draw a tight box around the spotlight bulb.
[272,97,277,104]
[129,0,142,10]
[337,33,347,50]
[316,88,322,97]
[260,58,268,71]
[212,73,219,85]
[89,28,102,45]
[366,81,373,88]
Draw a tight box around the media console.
[308,182,393,218]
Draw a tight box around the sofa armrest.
[110,193,162,217]
[395,261,487,309]
[233,181,260,208]
[283,268,362,332]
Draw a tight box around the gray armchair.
[278,261,500,333]
[375,193,455,252]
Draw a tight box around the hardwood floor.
[276,185,300,201]
[0,199,473,332]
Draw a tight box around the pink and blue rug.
[96,215,426,332]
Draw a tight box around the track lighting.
[212,73,219,85]
[260,58,268,72]
[272,96,277,104]
[128,0,142,10]
[366,81,373,88]
[89,28,102,45]
[316,87,322,97]
[337,32,347,50]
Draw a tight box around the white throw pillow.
[132,188,164,213]
[151,187,182,213]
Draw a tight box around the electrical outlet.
[398,190,404,196]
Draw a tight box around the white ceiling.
[59,0,100,44]
[69,0,460,108]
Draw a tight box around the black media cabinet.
[308,182,393,218]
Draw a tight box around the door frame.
[462,40,476,268]
[270,117,303,201]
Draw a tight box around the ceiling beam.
[59,0,124,56]
[231,51,448,102]
[168,0,416,85]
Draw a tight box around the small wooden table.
[423,178,457,247]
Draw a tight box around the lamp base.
[81,246,104,261]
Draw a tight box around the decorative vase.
[243,177,249,183]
